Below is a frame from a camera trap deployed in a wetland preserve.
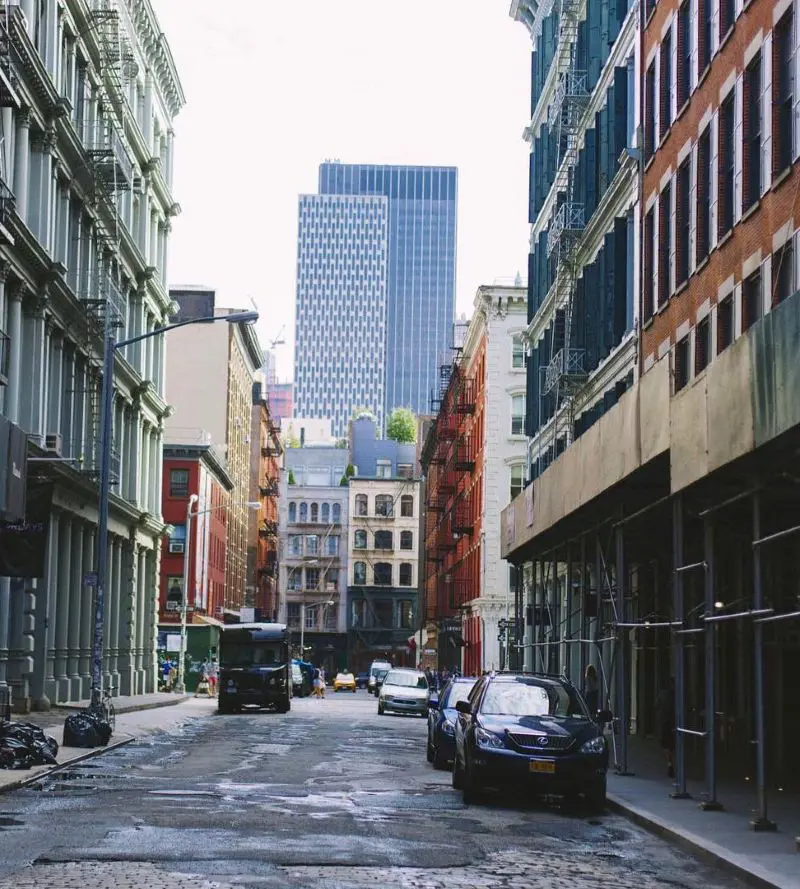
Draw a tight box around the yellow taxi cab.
[333,671,357,693]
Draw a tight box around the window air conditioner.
[44,433,63,457]
[169,540,185,554]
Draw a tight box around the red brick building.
[159,445,233,625]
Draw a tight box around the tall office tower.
[294,193,389,438]
[318,163,458,420]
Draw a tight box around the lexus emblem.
[538,736,549,747]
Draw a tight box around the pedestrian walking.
[195,660,211,697]
[312,668,324,699]
[583,664,600,716]
[208,658,219,696]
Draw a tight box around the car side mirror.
[597,709,612,724]
[428,695,439,710]
[455,700,472,715]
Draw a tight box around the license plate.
[529,760,555,774]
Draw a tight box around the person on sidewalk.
[208,658,219,697]
[657,677,676,779]
[583,664,600,716]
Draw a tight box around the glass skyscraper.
[318,163,458,420]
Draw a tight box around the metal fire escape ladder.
[539,0,589,466]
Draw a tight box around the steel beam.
[615,524,632,775]
[701,519,722,810]
[671,495,690,799]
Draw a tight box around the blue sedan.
[426,678,477,769]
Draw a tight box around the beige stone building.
[164,288,263,616]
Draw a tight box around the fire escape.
[536,0,590,465]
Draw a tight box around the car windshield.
[385,671,428,689]
[444,681,477,708]
[221,642,284,668]
[370,663,391,677]
[480,678,586,718]
[375,669,389,680]
[336,673,352,680]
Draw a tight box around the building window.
[326,535,339,556]
[644,206,655,317]
[717,295,733,353]
[354,529,367,550]
[719,0,734,41]
[165,576,183,612]
[397,600,414,629]
[511,394,525,436]
[677,0,691,109]
[696,127,711,263]
[510,464,525,501]
[400,530,413,550]
[742,269,763,331]
[772,241,794,307]
[676,158,690,287]
[310,502,319,523]
[399,563,413,587]
[169,469,189,498]
[305,567,319,590]
[288,534,302,557]
[658,181,672,306]
[287,603,300,628]
[299,502,308,523]
[397,463,413,479]
[324,605,337,629]
[321,502,330,524]
[374,530,393,551]
[674,338,690,392]
[305,535,319,556]
[645,60,656,161]
[512,334,525,368]
[353,561,367,585]
[374,562,392,586]
[775,11,795,174]
[332,503,341,524]
[400,494,414,517]
[659,29,672,141]
[351,599,366,627]
[699,0,711,73]
[287,568,302,591]
[718,92,735,238]
[743,53,761,211]
[695,316,710,373]
[355,493,368,516]
[167,524,186,555]
[375,495,394,517]
[304,606,316,630]
[376,459,392,479]
[288,501,297,523]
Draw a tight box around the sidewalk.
[0,694,213,795]
[607,738,800,889]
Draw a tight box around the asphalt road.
[0,692,744,888]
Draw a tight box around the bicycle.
[100,685,116,732]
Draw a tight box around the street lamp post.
[300,598,335,659]
[88,310,258,715]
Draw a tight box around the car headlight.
[442,720,455,736]
[382,695,393,702]
[475,727,505,750]
[580,736,606,755]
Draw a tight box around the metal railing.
[0,329,9,384]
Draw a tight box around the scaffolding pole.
[702,518,722,810]
[615,524,632,775]
[671,495,690,799]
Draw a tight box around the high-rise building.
[294,163,458,437]
[319,163,458,420]
[294,193,389,437]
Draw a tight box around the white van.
[367,659,392,695]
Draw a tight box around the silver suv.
[378,669,429,716]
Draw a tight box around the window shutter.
[711,0,719,57]
[690,0,699,91]
[710,111,719,250]
[689,143,698,274]
[670,175,677,295]
[761,33,772,194]
[733,75,743,224]
[671,17,679,122]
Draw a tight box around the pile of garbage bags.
[62,710,113,749]
[0,720,59,770]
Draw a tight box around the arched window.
[355,494,368,516]
[353,561,367,585]
[354,529,367,549]
[310,502,319,523]
[375,494,393,517]
[332,503,341,524]
[321,503,330,524]
[288,502,297,523]
[400,530,413,550]
[400,495,414,517]
[299,502,308,522]
[399,563,413,586]
[374,530,393,551]
[374,562,392,585]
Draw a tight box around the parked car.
[291,662,304,697]
[333,671,357,693]
[452,672,610,809]
[372,668,390,696]
[378,669,429,716]
[427,677,477,769]
[367,659,392,695]
[355,671,369,690]
[292,659,314,697]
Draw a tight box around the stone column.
[67,519,83,701]
[114,397,125,495]
[118,543,136,696]
[13,109,31,223]
[129,404,142,507]
[141,422,151,512]
[47,325,63,435]
[32,511,59,710]
[138,185,150,263]
[5,284,24,424]
[103,536,115,681]
[61,342,75,458]
[79,524,94,699]
[111,536,123,688]
[41,131,55,255]
[143,548,158,693]
[143,71,154,150]
[134,547,147,690]
[149,431,158,514]
[155,425,164,519]
[54,513,71,701]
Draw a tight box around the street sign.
[240,607,255,623]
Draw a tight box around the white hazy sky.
[150,1,532,381]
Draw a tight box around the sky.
[150,1,532,382]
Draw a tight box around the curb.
[607,793,790,889]
[0,734,135,795]
[54,694,191,716]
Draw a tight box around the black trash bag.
[63,712,102,749]
[0,737,35,769]
[0,720,60,767]
[94,719,112,746]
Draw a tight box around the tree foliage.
[283,423,300,449]
[386,407,417,443]
[287,469,296,485]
